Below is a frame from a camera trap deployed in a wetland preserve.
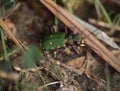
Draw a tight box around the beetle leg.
[72,45,81,56]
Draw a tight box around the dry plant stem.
[0,19,24,51]
[94,1,102,20]
[89,18,120,31]
[37,81,60,90]
[0,71,19,81]
[40,0,120,72]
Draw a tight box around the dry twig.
[0,19,24,51]
[89,18,120,31]
[0,71,19,81]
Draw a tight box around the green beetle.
[41,32,82,51]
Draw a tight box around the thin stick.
[0,71,19,81]
[0,19,24,51]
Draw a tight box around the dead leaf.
[65,57,86,69]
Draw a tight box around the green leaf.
[1,0,15,10]
[23,45,42,69]
[1,0,10,4]
[4,1,15,10]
